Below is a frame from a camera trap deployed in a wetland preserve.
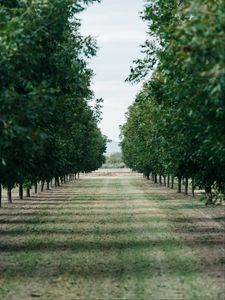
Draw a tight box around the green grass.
[0,176,224,299]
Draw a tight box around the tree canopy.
[0,0,106,205]
[121,0,225,204]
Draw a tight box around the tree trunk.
[78,172,80,180]
[19,184,23,200]
[34,182,38,194]
[164,176,166,186]
[159,175,162,185]
[184,177,188,195]
[26,188,30,197]
[0,184,2,208]
[41,181,44,192]
[167,175,170,188]
[50,180,53,187]
[205,185,212,205]
[171,177,174,189]
[192,178,195,197]
[46,181,50,190]
[178,177,182,193]
[7,188,12,204]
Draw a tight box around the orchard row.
[0,0,106,206]
[121,0,225,205]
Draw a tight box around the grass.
[0,176,224,299]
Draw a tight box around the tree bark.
[34,182,38,194]
[0,184,2,208]
[19,184,23,200]
[171,177,174,189]
[184,177,188,195]
[26,188,30,197]
[56,177,60,186]
[41,181,44,192]
[205,185,212,205]
[46,181,50,190]
[167,175,170,188]
[178,177,182,193]
[164,176,166,186]
[7,188,12,204]
[159,175,162,185]
[192,178,195,197]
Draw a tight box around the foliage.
[101,152,125,169]
[121,0,225,203]
[106,152,123,164]
[0,0,106,203]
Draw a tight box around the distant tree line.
[102,152,125,169]
[121,0,225,204]
[0,0,106,206]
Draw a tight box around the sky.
[80,0,147,141]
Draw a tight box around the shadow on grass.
[0,215,167,225]
[0,204,160,211]
[0,238,223,254]
[1,251,200,280]
[0,210,162,218]
[0,223,169,236]
[175,227,225,234]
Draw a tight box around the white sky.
[80,0,147,141]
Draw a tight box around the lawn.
[0,172,224,299]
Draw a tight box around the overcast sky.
[80,0,147,141]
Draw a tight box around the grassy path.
[0,174,224,299]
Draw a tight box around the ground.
[0,170,224,300]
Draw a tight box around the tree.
[122,0,225,203]
[0,0,105,206]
